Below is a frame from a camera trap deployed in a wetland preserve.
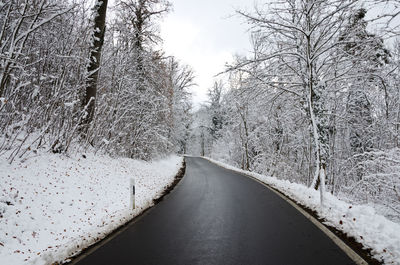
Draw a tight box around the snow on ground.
[204,157,400,265]
[0,151,183,265]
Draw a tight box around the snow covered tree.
[207,81,224,140]
[87,0,195,160]
[205,0,400,214]
[0,0,194,162]
[0,1,71,98]
[82,0,108,129]
[117,0,170,93]
[234,0,363,203]
[0,1,91,157]
[338,8,390,154]
[164,57,195,154]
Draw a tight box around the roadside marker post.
[130,178,135,209]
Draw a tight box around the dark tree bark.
[82,0,108,129]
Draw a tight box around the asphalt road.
[74,157,356,265]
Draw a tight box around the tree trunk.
[82,0,108,130]
[200,128,205,156]
[308,92,326,206]
[304,3,326,206]
[239,109,250,171]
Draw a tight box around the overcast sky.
[160,0,253,107]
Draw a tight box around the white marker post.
[130,178,135,210]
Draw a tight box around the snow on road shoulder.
[204,157,400,265]
[0,152,183,265]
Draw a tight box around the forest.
[0,0,194,162]
[1,0,400,223]
[189,0,400,222]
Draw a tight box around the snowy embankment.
[0,152,183,265]
[204,157,400,265]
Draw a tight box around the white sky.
[160,0,253,107]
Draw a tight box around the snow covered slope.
[205,157,400,265]
[0,152,183,265]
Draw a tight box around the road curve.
[73,157,355,265]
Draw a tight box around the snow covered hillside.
[205,157,400,265]
[0,152,183,265]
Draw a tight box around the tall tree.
[117,0,170,92]
[235,0,361,204]
[339,8,390,154]
[82,0,108,129]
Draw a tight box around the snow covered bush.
[340,149,400,221]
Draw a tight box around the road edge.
[64,157,186,265]
[203,157,377,265]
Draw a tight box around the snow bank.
[204,157,400,265]
[0,152,183,265]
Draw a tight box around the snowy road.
[72,157,355,265]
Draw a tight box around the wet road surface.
[73,157,355,265]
